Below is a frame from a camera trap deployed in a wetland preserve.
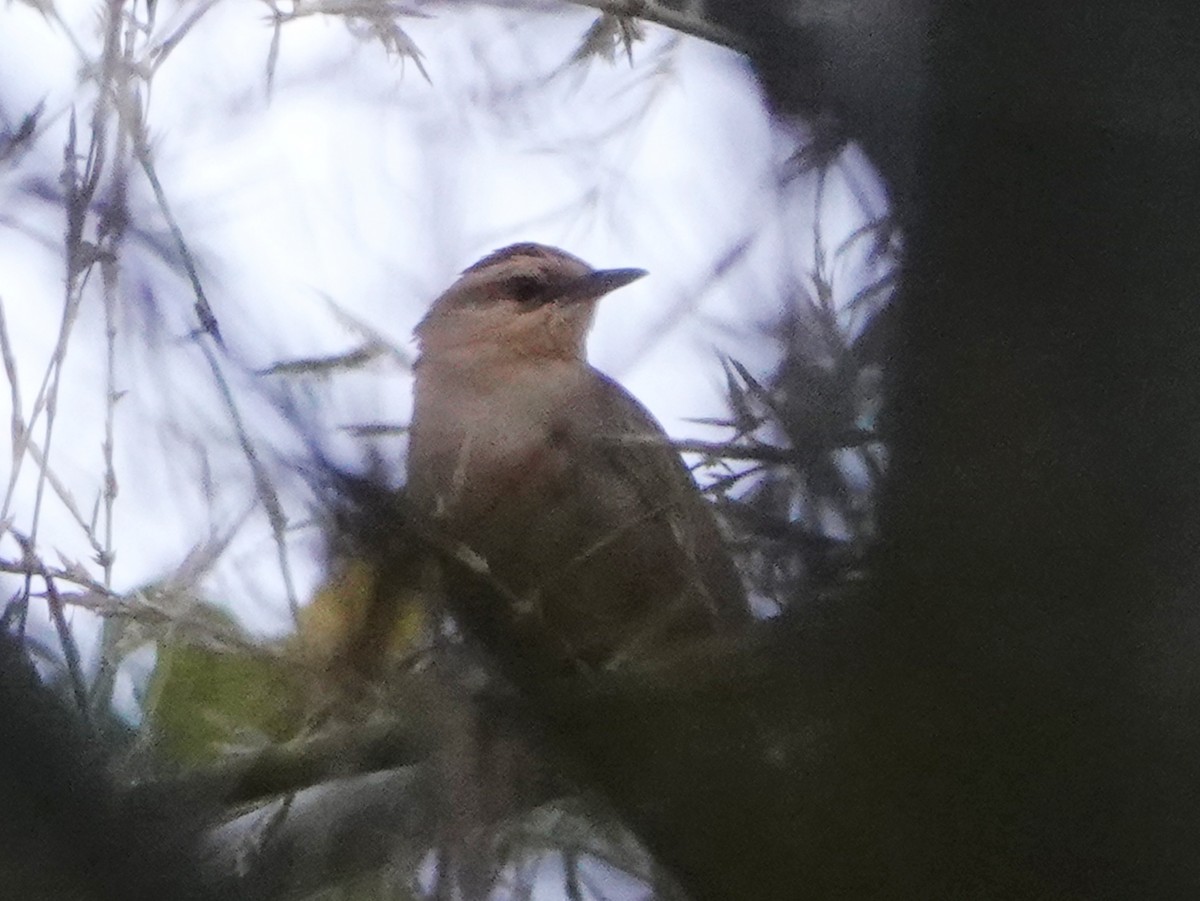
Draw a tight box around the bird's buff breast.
[408,356,738,665]
[408,360,583,529]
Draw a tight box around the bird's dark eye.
[508,275,549,306]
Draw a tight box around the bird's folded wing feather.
[581,372,750,624]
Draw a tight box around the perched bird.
[408,243,749,674]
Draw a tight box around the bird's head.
[415,243,646,363]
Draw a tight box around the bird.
[407,242,749,675]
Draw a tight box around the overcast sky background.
[0,0,891,670]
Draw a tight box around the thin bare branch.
[146,0,223,71]
[562,0,746,54]
[132,145,224,345]
[0,298,27,530]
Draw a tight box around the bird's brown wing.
[578,371,750,627]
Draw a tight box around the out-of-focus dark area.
[702,0,1200,896]
[0,630,226,900]
[2,1,1199,899]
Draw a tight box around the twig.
[146,0,223,71]
[131,141,224,346]
[43,574,90,717]
[0,298,26,529]
[128,714,431,810]
[562,0,747,54]
[615,433,879,464]
[0,555,109,594]
[129,126,300,624]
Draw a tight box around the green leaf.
[148,636,305,766]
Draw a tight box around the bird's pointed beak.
[560,267,648,304]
